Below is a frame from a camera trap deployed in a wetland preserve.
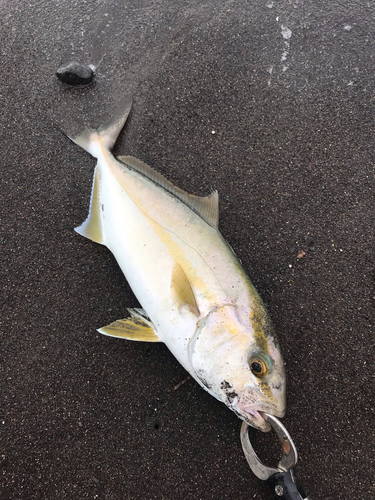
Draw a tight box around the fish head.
[189,304,286,432]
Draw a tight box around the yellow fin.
[171,262,200,316]
[75,167,104,244]
[98,309,161,342]
[117,155,219,228]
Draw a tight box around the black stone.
[56,62,94,85]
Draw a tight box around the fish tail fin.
[67,95,132,158]
[70,96,132,243]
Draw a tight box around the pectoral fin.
[171,262,200,316]
[98,308,161,342]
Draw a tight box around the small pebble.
[56,62,94,85]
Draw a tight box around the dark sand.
[1,1,374,498]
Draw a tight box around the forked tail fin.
[67,95,132,157]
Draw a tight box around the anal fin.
[75,167,104,244]
[98,309,161,342]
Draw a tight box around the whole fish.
[69,97,286,432]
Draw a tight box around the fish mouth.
[235,403,285,432]
[234,385,286,432]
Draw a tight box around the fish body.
[70,97,286,432]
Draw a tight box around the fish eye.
[249,355,269,378]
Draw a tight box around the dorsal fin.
[117,155,219,228]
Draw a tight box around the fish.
[68,96,286,432]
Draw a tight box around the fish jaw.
[234,392,286,432]
[234,404,271,432]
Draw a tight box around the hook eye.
[240,413,298,480]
